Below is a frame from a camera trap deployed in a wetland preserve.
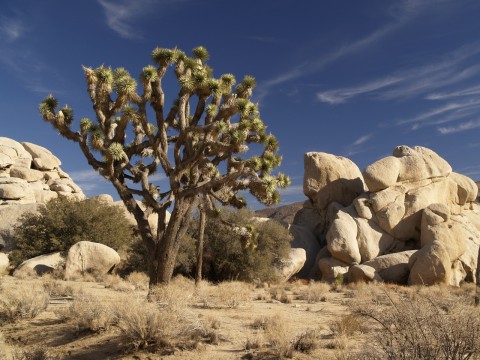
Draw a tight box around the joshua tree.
[39,46,290,285]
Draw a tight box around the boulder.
[317,256,349,282]
[0,153,14,169]
[9,166,44,182]
[0,137,32,168]
[277,248,307,281]
[363,250,417,284]
[326,205,361,264]
[64,241,120,279]
[0,177,35,202]
[363,145,451,192]
[409,241,451,285]
[303,152,365,211]
[348,264,382,283]
[0,253,9,275]
[15,252,64,276]
[21,142,61,170]
[289,224,321,277]
[0,203,39,251]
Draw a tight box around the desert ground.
[1,274,479,360]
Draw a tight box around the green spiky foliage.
[39,46,290,286]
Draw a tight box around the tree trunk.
[195,203,206,286]
[148,196,197,287]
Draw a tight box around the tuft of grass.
[125,271,149,291]
[292,329,320,354]
[101,274,135,292]
[0,284,49,324]
[298,282,330,303]
[42,279,73,297]
[114,297,176,351]
[216,281,252,308]
[263,313,294,359]
[329,314,362,337]
[269,286,292,304]
[55,295,113,332]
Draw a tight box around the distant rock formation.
[291,145,480,286]
[0,137,85,205]
[0,137,85,251]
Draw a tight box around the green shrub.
[10,197,137,267]
[123,207,292,281]
[200,207,292,282]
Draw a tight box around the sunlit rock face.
[291,145,480,287]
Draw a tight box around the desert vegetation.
[9,197,136,267]
[1,275,480,359]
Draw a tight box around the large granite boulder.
[276,248,307,281]
[303,152,365,212]
[14,252,64,276]
[64,241,120,279]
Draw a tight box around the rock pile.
[292,145,480,286]
[0,137,85,204]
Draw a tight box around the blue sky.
[1,0,480,208]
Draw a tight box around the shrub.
[355,289,480,360]
[114,297,176,351]
[42,279,73,297]
[263,314,294,358]
[9,197,137,267]
[216,281,252,308]
[0,284,49,324]
[56,295,113,332]
[329,314,362,337]
[200,207,292,282]
[292,329,319,354]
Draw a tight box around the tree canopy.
[39,46,290,284]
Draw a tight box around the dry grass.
[55,295,113,332]
[101,274,135,292]
[329,314,362,337]
[125,271,149,291]
[0,284,49,324]
[42,279,73,297]
[113,296,177,351]
[353,286,480,359]
[216,281,252,308]
[263,313,294,359]
[297,281,330,303]
[269,286,292,304]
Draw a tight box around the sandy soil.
[0,276,381,360]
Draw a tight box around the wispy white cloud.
[397,99,480,126]
[0,16,25,42]
[343,134,375,157]
[352,134,373,146]
[438,119,480,134]
[426,84,480,100]
[256,0,440,101]
[98,0,188,40]
[318,43,480,104]
[317,77,402,104]
[68,169,101,182]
